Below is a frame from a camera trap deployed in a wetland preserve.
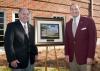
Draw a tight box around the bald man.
[64,4,97,71]
[4,8,38,71]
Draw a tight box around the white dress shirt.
[72,15,80,28]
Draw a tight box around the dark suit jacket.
[4,20,38,69]
[64,17,97,65]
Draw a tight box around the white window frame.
[0,10,6,48]
[12,10,19,22]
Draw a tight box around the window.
[12,11,19,22]
[15,13,19,21]
[0,12,4,47]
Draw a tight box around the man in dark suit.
[4,8,38,71]
[64,4,97,71]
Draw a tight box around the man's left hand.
[87,58,93,65]
[35,55,38,61]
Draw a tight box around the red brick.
[36,0,71,5]
[93,5,100,11]
[94,0,100,5]
[97,31,100,38]
[93,17,100,24]
[93,10,100,17]
[96,24,100,31]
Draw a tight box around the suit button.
[74,41,76,44]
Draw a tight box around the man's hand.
[35,55,38,61]
[87,58,93,65]
[11,60,20,68]
[65,55,69,63]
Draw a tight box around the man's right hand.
[11,60,20,68]
[65,55,69,63]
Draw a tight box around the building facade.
[0,0,100,49]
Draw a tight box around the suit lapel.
[17,20,29,39]
[70,20,74,39]
[69,17,83,39]
[17,20,25,33]
[70,17,83,39]
[68,19,74,39]
[27,23,31,39]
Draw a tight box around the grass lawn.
[0,67,69,71]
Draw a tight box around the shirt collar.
[73,15,80,20]
[72,15,80,26]
[20,20,27,27]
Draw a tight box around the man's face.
[18,9,29,23]
[70,5,80,17]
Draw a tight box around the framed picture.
[34,17,64,46]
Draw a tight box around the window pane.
[0,12,4,17]
[0,30,3,35]
[15,13,18,18]
[0,36,4,41]
[0,24,4,29]
[0,42,4,46]
[0,12,4,47]
[0,18,4,23]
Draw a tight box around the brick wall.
[0,0,100,44]
[93,0,100,38]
